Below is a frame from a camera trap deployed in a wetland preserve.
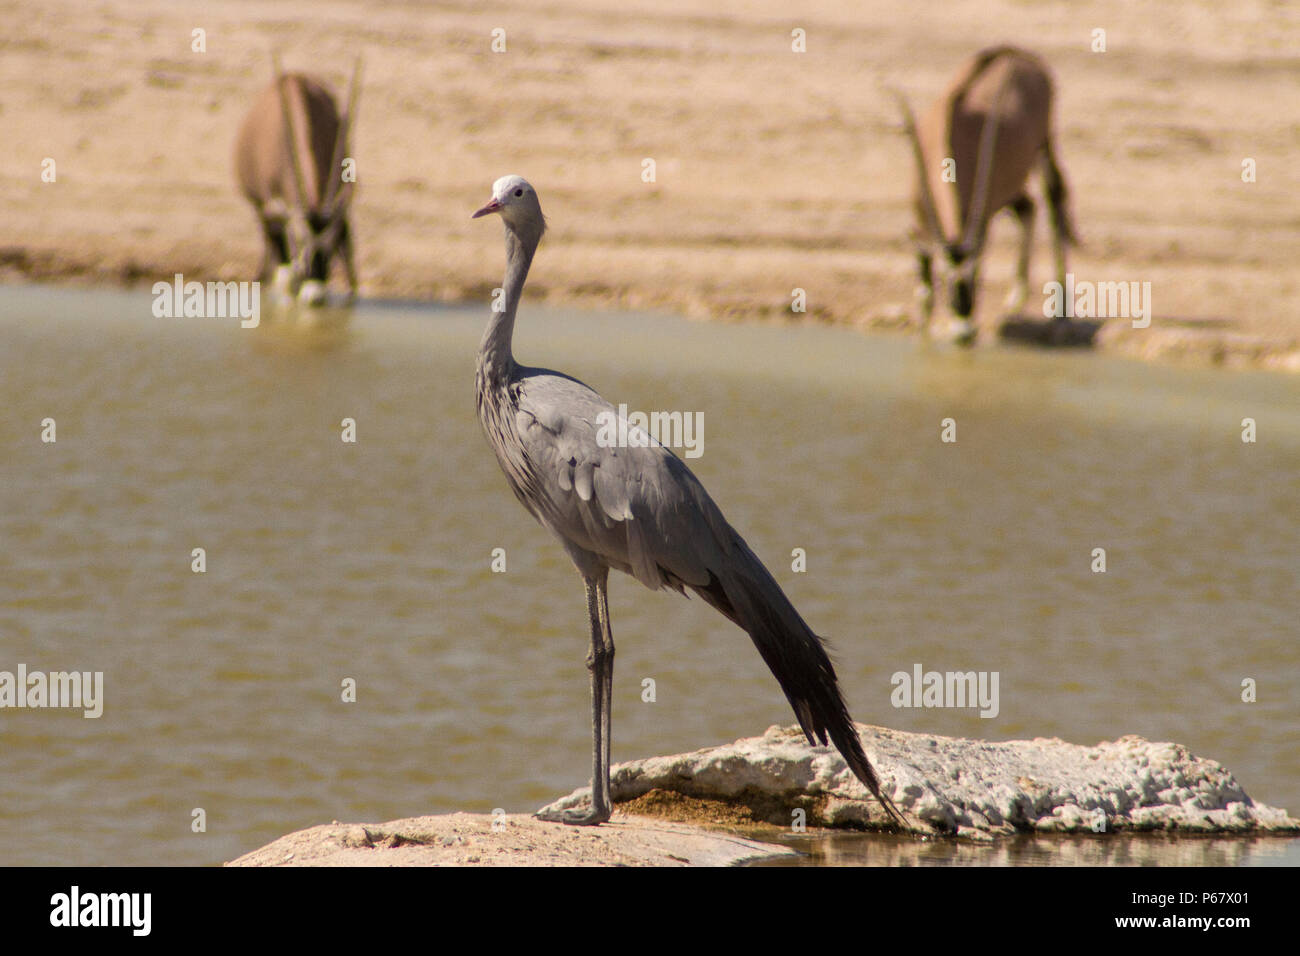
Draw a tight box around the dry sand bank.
[3,0,1297,369]
[227,812,797,867]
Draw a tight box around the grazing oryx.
[894,46,1074,341]
[234,59,361,305]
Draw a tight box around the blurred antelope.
[234,58,361,305]
[894,46,1074,340]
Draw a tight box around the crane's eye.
[514,188,523,197]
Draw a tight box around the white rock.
[536,724,1298,837]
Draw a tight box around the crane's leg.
[536,571,614,825]
[592,574,614,817]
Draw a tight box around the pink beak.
[471,197,501,219]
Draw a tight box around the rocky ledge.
[229,725,1296,865]
[538,724,1297,840]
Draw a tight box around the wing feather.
[510,369,717,589]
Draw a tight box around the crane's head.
[472,175,546,242]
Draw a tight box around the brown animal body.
[233,67,359,300]
[897,46,1074,335]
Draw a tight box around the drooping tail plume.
[693,534,905,827]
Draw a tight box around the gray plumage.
[473,175,902,827]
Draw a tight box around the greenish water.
[0,284,1296,866]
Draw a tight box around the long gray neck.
[478,225,538,383]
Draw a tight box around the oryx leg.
[339,217,358,302]
[1004,194,1035,314]
[257,213,290,283]
[256,211,298,301]
[952,260,979,346]
[1042,141,1073,290]
[915,249,934,329]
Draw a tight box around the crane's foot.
[534,804,611,826]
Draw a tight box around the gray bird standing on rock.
[472,175,902,827]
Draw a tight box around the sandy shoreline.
[4,0,1297,370]
[225,812,798,867]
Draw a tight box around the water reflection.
[754,833,1300,867]
[250,298,356,350]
